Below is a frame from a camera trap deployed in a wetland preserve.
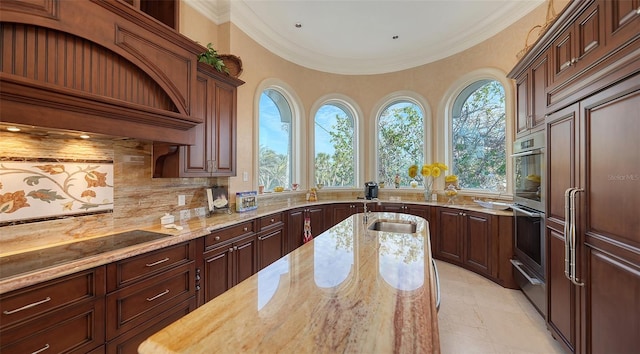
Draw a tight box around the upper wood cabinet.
[153,63,244,177]
[121,0,179,30]
[550,1,604,85]
[604,0,640,49]
[515,53,550,137]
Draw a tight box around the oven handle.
[510,259,543,285]
[510,204,543,218]
[510,148,544,158]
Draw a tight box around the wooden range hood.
[0,0,206,145]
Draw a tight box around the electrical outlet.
[194,207,206,217]
[178,195,186,206]
[179,209,191,220]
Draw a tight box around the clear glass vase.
[423,184,432,202]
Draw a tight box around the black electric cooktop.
[0,230,170,279]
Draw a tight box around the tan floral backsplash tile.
[0,160,114,224]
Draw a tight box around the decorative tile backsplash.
[0,160,114,224]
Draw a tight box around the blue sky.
[259,94,341,156]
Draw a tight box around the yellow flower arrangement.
[408,162,449,195]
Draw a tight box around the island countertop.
[139,212,440,353]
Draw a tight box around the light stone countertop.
[0,197,511,294]
[139,212,440,353]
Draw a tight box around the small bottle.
[394,174,401,188]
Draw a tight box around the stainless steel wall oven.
[510,131,546,316]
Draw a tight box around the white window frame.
[254,79,305,190]
[309,94,363,189]
[439,68,514,196]
[371,91,431,186]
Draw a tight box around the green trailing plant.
[198,43,229,73]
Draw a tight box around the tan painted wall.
[181,0,569,194]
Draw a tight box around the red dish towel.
[303,216,313,243]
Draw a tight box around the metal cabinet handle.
[32,344,50,354]
[511,259,543,285]
[214,236,221,241]
[560,60,573,70]
[244,227,248,231]
[146,289,170,302]
[563,188,573,281]
[229,247,234,253]
[146,257,169,267]
[3,297,51,315]
[569,188,584,286]
[270,218,275,223]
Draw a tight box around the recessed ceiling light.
[392,35,399,40]
[295,22,302,28]
[6,126,21,132]
[79,134,91,139]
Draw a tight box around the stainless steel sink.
[368,220,417,233]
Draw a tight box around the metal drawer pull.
[32,344,50,354]
[145,257,169,267]
[3,297,51,315]
[146,289,170,301]
[214,236,221,241]
[511,259,543,285]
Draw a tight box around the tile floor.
[436,260,565,354]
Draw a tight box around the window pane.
[258,89,292,190]
[452,80,506,190]
[377,102,424,187]
[314,104,355,187]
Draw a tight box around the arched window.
[258,89,293,191]
[377,101,425,187]
[314,102,356,187]
[451,80,506,190]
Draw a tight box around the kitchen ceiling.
[186,0,544,75]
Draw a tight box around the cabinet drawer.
[107,242,194,290]
[205,221,254,249]
[0,267,105,329]
[106,263,195,340]
[260,212,283,231]
[106,297,195,354]
[0,298,105,353]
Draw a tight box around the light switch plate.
[243,171,249,181]
[178,194,186,206]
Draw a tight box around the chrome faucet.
[362,198,380,223]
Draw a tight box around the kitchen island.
[139,212,440,353]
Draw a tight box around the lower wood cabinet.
[330,203,364,225]
[433,207,516,288]
[287,206,327,253]
[0,267,106,354]
[201,230,258,303]
[257,212,285,270]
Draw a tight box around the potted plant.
[198,43,229,74]
[197,43,243,77]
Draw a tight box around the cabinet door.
[180,74,210,176]
[211,81,237,176]
[516,72,530,136]
[233,235,257,285]
[404,204,430,219]
[552,25,576,83]
[546,104,579,354]
[378,203,404,213]
[530,53,550,129]
[580,85,640,353]
[287,209,305,253]
[258,228,284,270]
[202,246,233,302]
[463,211,493,276]
[604,0,640,50]
[435,208,463,264]
[330,203,357,225]
[308,206,327,236]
